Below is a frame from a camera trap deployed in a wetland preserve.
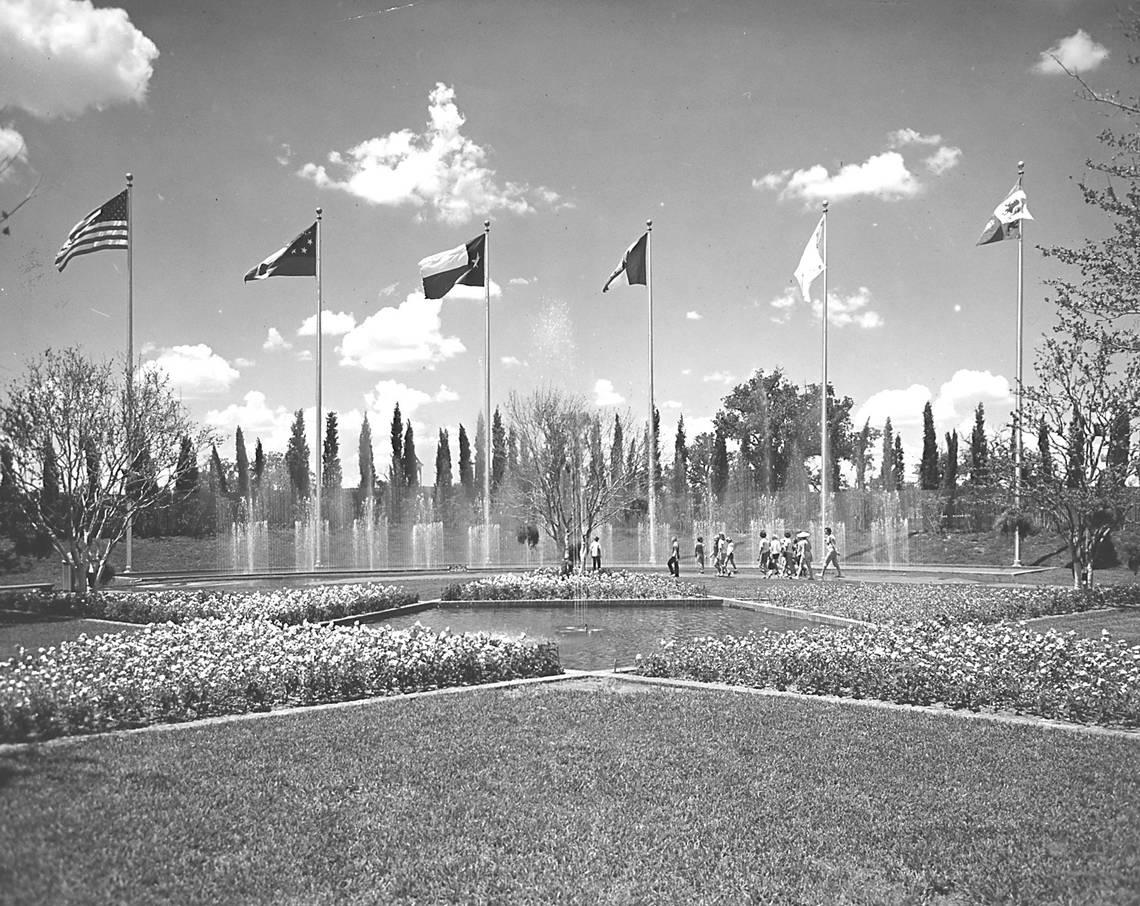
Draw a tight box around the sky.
[0,0,1131,485]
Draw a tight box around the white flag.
[794,215,825,303]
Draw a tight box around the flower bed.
[442,569,707,602]
[83,584,419,625]
[0,618,561,742]
[746,581,1140,625]
[635,622,1140,728]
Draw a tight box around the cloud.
[930,369,1011,425]
[924,146,962,176]
[887,128,942,148]
[1035,30,1109,75]
[263,327,292,351]
[363,379,456,422]
[299,83,557,224]
[764,152,921,203]
[0,126,26,180]
[379,281,400,297]
[593,378,625,406]
[685,311,702,321]
[702,371,735,385]
[233,357,255,368]
[145,344,240,396]
[339,292,465,371]
[0,0,158,119]
[659,400,683,410]
[500,355,524,367]
[509,276,534,286]
[437,277,502,301]
[771,286,884,328]
[809,287,884,329]
[681,368,692,376]
[297,349,313,362]
[204,391,297,455]
[751,170,790,190]
[686,416,716,437]
[297,310,358,337]
[275,143,292,166]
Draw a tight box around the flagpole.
[125,172,134,574]
[315,206,323,569]
[820,200,829,554]
[1013,162,1024,568]
[483,218,492,568]
[646,219,657,566]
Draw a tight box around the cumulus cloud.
[686,416,716,437]
[145,344,240,396]
[930,369,1011,425]
[771,286,884,328]
[501,355,524,367]
[1035,29,1109,74]
[299,83,558,224]
[593,378,625,406]
[339,292,465,372]
[204,391,297,455]
[757,151,920,204]
[0,0,158,119]
[924,146,962,176]
[810,287,885,329]
[887,128,943,148]
[297,310,357,337]
[702,371,735,385]
[233,357,255,369]
[364,379,457,422]
[263,327,292,352]
[685,311,702,321]
[509,276,534,286]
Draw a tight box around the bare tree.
[506,387,642,565]
[0,348,209,590]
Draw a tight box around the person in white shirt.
[589,535,602,571]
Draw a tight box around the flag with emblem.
[794,214,825,302]
[976,185,1033,246]
[244,222,317,281]
[54,189,129,272]
[601,232,647,293]
[419,233,486,299]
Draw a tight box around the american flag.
[55,189,129,272]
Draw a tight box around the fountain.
[467,522,501,568]
[229,518,268,573]
[411,521,445,568]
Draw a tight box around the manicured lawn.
[2,679,1138,904]
[0,617,143,663]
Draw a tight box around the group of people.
[565,527,843,580]
[690,528,842,580]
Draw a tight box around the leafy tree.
[970,403,989,485]
[322,412,342,489]
[285,409,310,499]
[879,418,895,491]
[0,348,205,590]
[711,429,730,503]
[919,402,941,490]
[235,427,250,500]
[458,423,474,500]
[491,407,507,494]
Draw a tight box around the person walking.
[780,531,794,578]
[712,533,723,576]
[694,535,706,573]
[757,531,772,578]
[668,536,681,577]
[821,526,843,579]
[724,537,737,576]
[797,533,815,580]
[589,535,602,572]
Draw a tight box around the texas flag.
[419,233,486,299]
[976,185,1033,246]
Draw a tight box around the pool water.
[379,604,822,670]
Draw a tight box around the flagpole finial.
[316,206,323,220]
[1017,160,1025,176]
[822,200,828,214]
[484,219,490,232]
[125,173,133,186]
[646,219,652,230]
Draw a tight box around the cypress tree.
[322,411,342,489]
[474,413,487,500]
[969,403,989,485]
[893,434,905,487]
[711,428,730,503]
[672,415,689,500]
[210,443,230,497]
[1108,410,1130,482]
[252,438,265,502]
[389,404,404,488]
[507,426,519,476]
[652,406,662,495]
[1067,412,1086,489]
[235,427,250,500]
[285,409,310,499]
[941,430,959,493]
[434,428,452,507]
[1037,421,1053,483]
[919,402,941,490]
[610,414,624,487]
[358,414,375,496]
[402,422,418,488]
[42,437,60,511]
[854,419,872,491]
[491,407,507,493]
[880,418,895,491]
[458,424,474,498]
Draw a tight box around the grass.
[1024,608,1140,646]
[0,617,143,663]
[2,679,1139,905]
